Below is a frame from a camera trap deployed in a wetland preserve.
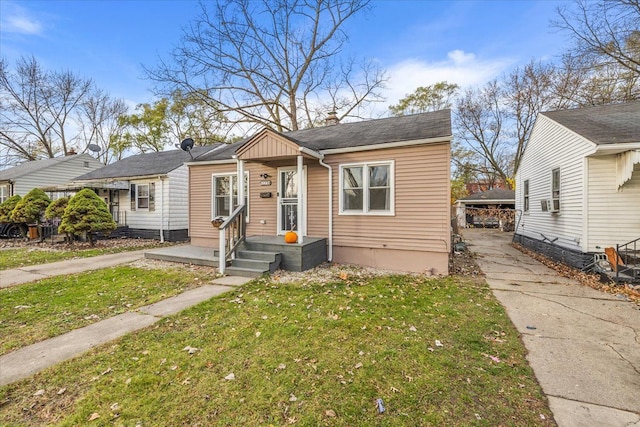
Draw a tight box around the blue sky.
[1,0,572,111]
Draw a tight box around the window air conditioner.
[540,199,549,212]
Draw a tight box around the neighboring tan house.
[68,146,220,242]
[0,153,103,203]
[514,101,640,274]
[186,110,452,275]
[455,188,515,229]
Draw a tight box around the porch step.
[226,250,281,278]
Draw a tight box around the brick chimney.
[325,111,339,126]
[66,148,76,156]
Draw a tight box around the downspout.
[158,176,165,243]
[318,158,333,262]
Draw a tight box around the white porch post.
[297,154,304,244]
[237,159,245,204]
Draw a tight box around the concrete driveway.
[464,229,640,427]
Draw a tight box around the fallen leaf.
[183,346,199,354]
[225,373,236,381]
[57,388,66,395]
[182,378,191,385]
[325,409,336,417]
[339,272,348,280]
[435,340,443,347]
[125,378,132,385]
[101,368,112,376]
[289,393,298,402]
[255,331,261,337]
[409,325,417,332]
[89,413,100,421]
[110,403,119,411]
[33,389,45,397]
[355,362,363,369]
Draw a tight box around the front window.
[0,184,10,204]
[137,184,149,209]
[340,161,394,215]
[212,173,249,218]
[551,168,560,212]
[523,179,529,212]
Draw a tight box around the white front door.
[277,167,306,235]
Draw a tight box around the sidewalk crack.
[605,343,640,377]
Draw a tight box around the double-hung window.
[551,168,560,212]
[340,161,394,215]
[523,179,529,212]
[137,184,150,209]
[212,173,249,219]
[0,184,9,204]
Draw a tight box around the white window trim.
[523,179,529,213]
[211,172,249,221]
[137,183,150,211]
[551,168,560,212]
[339,160,395,216]
[0,184,10,204]
[276,166,308,236]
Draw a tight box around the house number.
[260,180,272,186]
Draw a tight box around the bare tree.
[0,56,94,164]
[554,0,640,77]
[77,90,129,164]
[146,0,386,132]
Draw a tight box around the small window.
[551,168,560,212]
[339,161,394,215]
[0,184,10,204]
[523,179,529,212]
[212,173,249,219]
[83,161,90,168]
[137,184,149,209]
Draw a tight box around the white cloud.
[383,50,515,106]
[0,3,43,35]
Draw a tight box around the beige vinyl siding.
[237,133,299,159]
[586,157,640,250]
[189,163,236,245]
[515,115,594,252]
[325,143,450,254]
[306,163,329,237]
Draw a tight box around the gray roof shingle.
[74,145,219,181]
[458,188,515,202]
[196,110,452,162]
[0,154,97,181]
[542,101,640,145]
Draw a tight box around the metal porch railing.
[616,236,640,282]
[218,205,247,274]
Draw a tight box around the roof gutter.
[588,142,640,156]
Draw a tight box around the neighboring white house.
[0,154,103,203]
[68,146,220,242]
[514,101,640,269]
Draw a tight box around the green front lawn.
[0,273,554,426]
[0,266,217,355]
[0,243,167,271]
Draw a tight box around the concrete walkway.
[464,229,640,427]
[0,249,149,288]
[0,248,251,386]
[0,275,249,386]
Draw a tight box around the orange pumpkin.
[284,231,297,243]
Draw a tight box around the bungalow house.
[0,153,102,203]
[514,101,640,276]
[68,146,220,242]
[186,110,452,275]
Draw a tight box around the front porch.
[145,236,327,277]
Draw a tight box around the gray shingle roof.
[196,110,452,162]
[542,101,640,145]
[458,188,515,202]
[74,145,219,181]
[0,154,96,181]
